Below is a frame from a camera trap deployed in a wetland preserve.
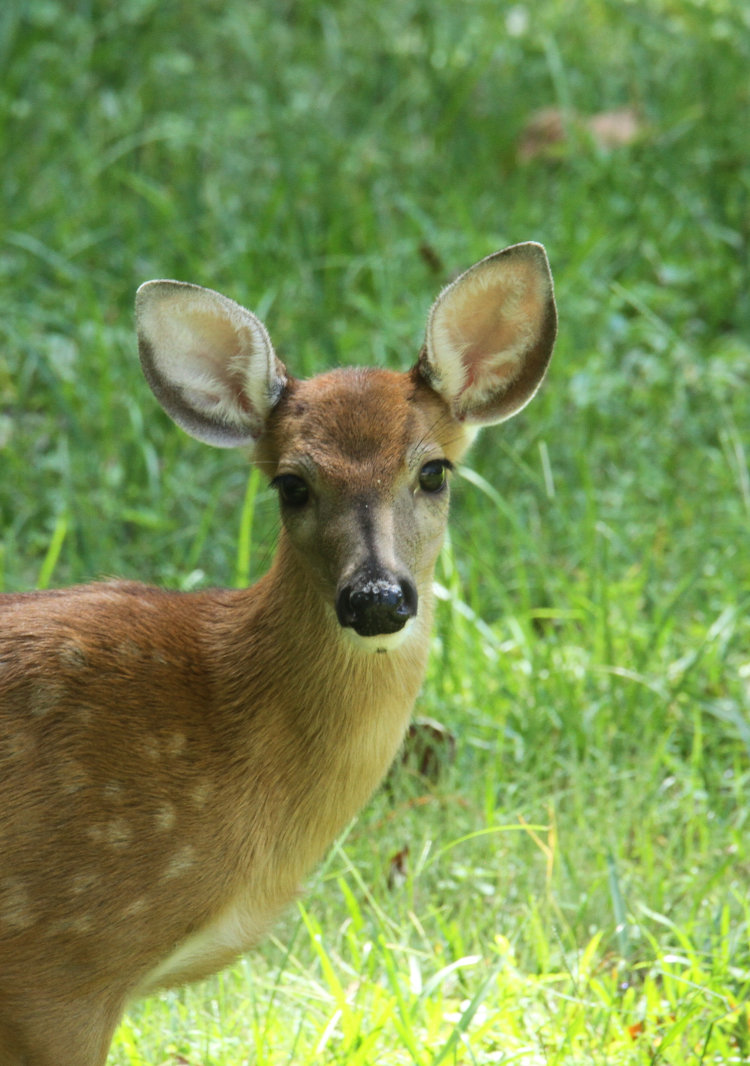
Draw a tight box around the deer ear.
[135,280,288,447]
[418,242,557,425]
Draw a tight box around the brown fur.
[0,371,469,1065]
[0,243,556,1064]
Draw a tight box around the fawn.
[0,242,556,1065]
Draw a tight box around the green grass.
[2,0,749,1062]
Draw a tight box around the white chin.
[342,617,415,654]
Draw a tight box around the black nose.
[336,571,418,637]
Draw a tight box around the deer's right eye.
[418,459,452,494]
[272,474,310,508]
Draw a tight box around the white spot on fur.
[117,639,143,659]
[69,872,99,896]
[58,757,89,794]
[88,818,132,847]
[166,733,187,757]
[141,737,161,761]
[191,781,213,808]
[58,640,87,670]
[163,845,196,880]
[5,730,34,759]
[29,680,65,717]
[76,705,93,726]
[103,781,126,805]
[122,897,148,919]
[0,879,34,929]
[155,803,177,831]
[48,913,94,936]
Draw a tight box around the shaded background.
[2,0,747,591]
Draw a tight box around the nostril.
[400,578,418,617]
[336,574,418,637]
[335,586,356,629]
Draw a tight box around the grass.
[2,0,749,1062]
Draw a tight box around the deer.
[0,241,556,1065]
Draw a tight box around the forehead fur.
[257,366,454,479]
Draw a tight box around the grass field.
[2,0,749,1062]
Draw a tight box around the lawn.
[1,0,749,1062]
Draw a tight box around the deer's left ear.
[418,242,557,425]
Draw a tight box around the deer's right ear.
[135,281,288,447]
[418,242,557,426]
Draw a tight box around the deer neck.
[209,533,434,886]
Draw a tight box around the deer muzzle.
[335,569,418,637]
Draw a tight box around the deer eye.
[418,459,452,494]
[272,474,310,508]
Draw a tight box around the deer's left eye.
[418,459,452,494]
[272,474,310,508]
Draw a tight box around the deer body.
[0,243,556,1065]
